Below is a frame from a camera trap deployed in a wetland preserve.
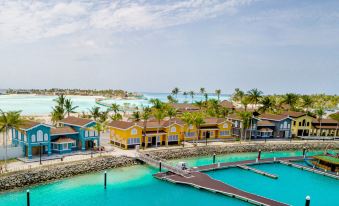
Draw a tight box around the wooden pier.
[237,165,278,179]
[137,153,338,206]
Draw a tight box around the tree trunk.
[319,120,322,136]
[5,127,8,171]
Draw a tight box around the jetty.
[136,153,338,206]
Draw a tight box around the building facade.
[12,117,99,159]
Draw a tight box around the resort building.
[11,117,99,159]
[282,111,314,137]
[227,113,292,139]
[108,117,233,149]
[311,118,338,137]
[169,103,200,114]
[220,100,235,110]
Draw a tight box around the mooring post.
[26,190,30,206]
[104,171,107,189]
[305,195,311,206]
[303,147,306,158]
[159,161,162,172]
[213,153,216,164]
[258,149,261,160]
[274,157,276,162]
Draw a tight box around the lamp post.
[39,143,42,165]
[305,195,311,206]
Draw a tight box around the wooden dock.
[237,165,278,179]
[138,154,338,206]
[154,171,288,206]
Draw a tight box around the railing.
[137,153,191,177]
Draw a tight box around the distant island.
[5,88,144,99]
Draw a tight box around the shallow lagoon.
[0,150,338,206]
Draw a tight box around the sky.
[0,0,338,94]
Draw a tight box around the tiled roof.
[203,118,226,125]
[50,126,78,135]
[169,103,199,111]
[19,120,41,130]
[60,116,94,127]
[162,118,185,127]
[257,120,275,126]
[220,100,235,109]
[282,111,306,118]
[227,113,242,121]
[259,113,290,121]
[312,118,338,124]
[313,125,338,129]
[52,137,76,143]
[108,121,139,129]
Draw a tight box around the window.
[72,142,76,147]
[44,134,48,141]
[24,135,27,142]
[128,138,140,145]
[299,122,301,126]
[223,123,228,129]
[185,132,195,137]
[168,135,178,142]
[288,124,290,128]
[280,124,283,129]
[220,131,230,136]
[131,128,137,135]
[293,121,296,126]
[52,144,58,150]
[17,131,21,139]
[283,121,287,129]
[63,143,69,150]
[307,122,310,126]
[189,124,193,129]
[85,131,89,137]
[31,135,36,142]
[234,121,238,127]
[302,119,306,126]
[37,130,43,141]
[170,126,176,133]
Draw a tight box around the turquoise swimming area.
[0,93,229,115]
[0,150,338,206]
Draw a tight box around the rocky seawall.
[145,142,339,160]
[0,156,137,192]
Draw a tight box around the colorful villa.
[282,111,314,137]
[311,118,338,137]
[108,117,233,149]
[11,117,99,159]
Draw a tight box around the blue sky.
[0,0,338,94]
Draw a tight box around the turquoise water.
[0,151,337,206]
[0,93,229,115]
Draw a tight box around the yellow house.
[108,117,233,149]
[283,111,314,137]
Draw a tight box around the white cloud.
[0,0,253,43]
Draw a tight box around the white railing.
[137,153,191,177]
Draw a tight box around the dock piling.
[26,190,30,206]
[159,161,162,172]
[303,147,306,158]
[305,195,310,206]
[213,153,216,164]
[258,149,261,160]
[104,171,107,189]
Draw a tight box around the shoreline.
[0,141,338,193]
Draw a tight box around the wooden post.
[213,153,216,164]
[305,195,310,206]
[159,161,162,172]
[258,149,261,160]
[303,147,306,158]
[104,171,107,189]
[26,190,30,206]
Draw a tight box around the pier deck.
[237,165,278,179]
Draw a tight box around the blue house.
[12,117,100,159]
[251,114,292,139]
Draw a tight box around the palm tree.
[166,107,177,146]
[232,88,245,102]
[110,103,120,115]
[247,88,263,109]
[167,95,178,104]
[153,109,165,147]
[301,95,313,112]
[189,91,195,103]
[238,111,252,141]
[88,106,101,121]
[110,113,122,121]
[131,110,141,122]
[0,109,23,171]
[183,91,188,101]
[200,88,206,96]
[141,106,151,149]
[283,93,299,110]
[51,106,65,125]
[149,98,163,110]
[259,96,275,113]
[64,99,79,117]
[315,108,325,136]
[241,96,251,111]
[54,94,66,108]
[329,113,339,138]
[215,89,221,102]
[194,100,204,111]
[192,112,205,145]
[206,99,220,117]
[204,93,208,104]
[99,110,110,123]
[181,112,193,145]
[171,87,180,101]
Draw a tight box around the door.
[206,131,210,139]
[285,131,289,138]
[152,136,156,145]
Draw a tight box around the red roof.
[257,120,275,126]
[60,116,94,127]
[282,111,307,118]
[220,100,235,109]
[51,126,78,136]
[19,120,41,130]
[259,113,290,121]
